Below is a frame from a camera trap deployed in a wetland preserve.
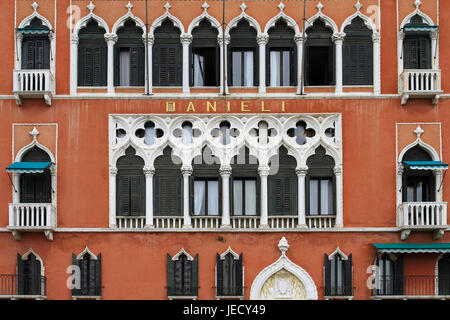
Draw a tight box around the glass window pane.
[283,50,290,86]
[407,185,414,202]
[233,180,243,216]
[232,51,242,86]
[120,49,130,86]
[193,53,204,87]
[309,179,318,215]
[208,180,219,215]
[270,51,280,86]
[194,181,206,215]
[144,127,156,145]
[416,181,423,202]
[182,124,193,145]
[244,51,253,87]
[320,179,330,215]
[245,180,257,215]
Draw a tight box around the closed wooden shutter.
[129,46,145,86]
[393,255,404,295]
[343,41,373,85]
[438,255,450,295]
[167,254,175,296]
[155,176,181,216]
[20,174,36,203]
[324,254,331,296]
[269,176,297,216]
[235,254,243,296]
[344,254,353,296]
[191,254,199,296]
[216,253,224,296]
[21,38,50,70]
[404,35,431,69]
[157,45,181,86]
[95,254,102,296]
[116,174,145,216]
[17,253,25,295]
[78,45,107,86]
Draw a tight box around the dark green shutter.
[167,254,175,296]
[129,175,144,216]
[21,38,50,70]
[216,253,223,296]
[156,45,182,86]
[17,253,25,295]
[324,254,331,296]
[29,254,41,295]
[191,254,199,296]
[71,253,80,296]
[438,255,450,295]
[129,46,144,86]
[20,174,36,203]
[156,176,181,216]
[95,254,102,296]
[344,254,353,296]
[394,255,404,295]
[116,175,130,216]
[235,254,243,296]
[404,36,430,69]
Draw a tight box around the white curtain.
[309,179,318,215]
[232,51,241,86]
[193,53,204,87]
[144,127,156,145]
[119,50,130,86]
[320,180,330,215]
[194,181,205,215]
[244,51,253,87]
[245,180,257,215]
[270,51,280,86]
[282,51,290,86]
[182,124,193,145]
[208,180,219,215]
[233,180,243,215]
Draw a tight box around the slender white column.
[398,31,405,91]
[180,34,192,94]
[12,173,20,203]
[294,35,304,95]
[257,34,268,93]
[50,165,57,207]
[396,165,404,208]
[144,167,155,228]
[109,166,118,228]
[334,165,343,228]
[430,30,438,69]
[333,32,345,95]
[435,170,443,202]
[218,35,230,94]
[147,36,154,94]
[182,167,193,227]
[372,32,381,94]
[15,33,23,70]
[220,166,232,228]
[70,34,79,95]
[105,33,117,95]
[296,167,308,228]
[259,166,270,228]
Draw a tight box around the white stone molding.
[149,2,185,37]
[76,246,98,260]
[340,6,377,33]
[305,3,339,34]
[249,237,318,300]
[332,32,345,95]
[328,247,349,260]
[296,166,308,228]
[225,3,262,37]
[21,248,45,277]
[18,2,53,30]
[187,2,223,37]
[111,2,146,35]
[220,246,240,260]
[73,3,110,36]
[171,247,194,261]
[264,3,301,37]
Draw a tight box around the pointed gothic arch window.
[20,146,52,204]
[374,253,403,296]
[403,14,432,70]
[324,251,352,297]
[167,251,199,298]
[71,250,102,297]
[20,17,50,70]
[17,252,45,296]
[216,251,243,297]
[78,19,107,86]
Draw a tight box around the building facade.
[0,0,450,300]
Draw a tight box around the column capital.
[433,169,443,176]
[49,165,57,176]
[104,33,118,44]
[218,35,230,46]
[181,166,193,176]
[110,166,118,176]
[332,32,346,43]
[397,164,404,176]
[219,165,232,176]
[143,167,155,176]
[430,30,439,40]
[333,165,342,176]
[257,34,269,45]
[372,32,380,43]
[71,34,79,45]
[397,31,405,41]
[295,167,308,176]
[258,165,270,176]
[142,35,155,45]
[180,34,193,45]
[48,31,55,41]
[294,34,306,44]
[16,32,23,41]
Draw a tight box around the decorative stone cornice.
[257,34,269,45]
[180,34,193,44]
[332,32,346,43]
[104,33,118,44]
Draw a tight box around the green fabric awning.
[372,243,450,253]
[403,161,448,170]
[6,162,52,173]
[403,25,439,32]
[17,27,50,35]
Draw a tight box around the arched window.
[20,147,51,204]
[153,19,182,86]
[229,20,258,87]
[305,20,334,86]
[192,147,221,216]
[267,20,296,87]
[191,19,219,87]
[17,252,43,296]
[306,146,335,216]
[268,146,297,216]
[343,17,373,85]
[167,251,199,297]
[216,252,243,297]
[438,253,450,295]
[154,147,182,216]
[324,252,352,297]
[403,15,432,70]
[231,147,259,216]
[375,253,403,296]
[78,20,107,86]
[72,251,102,297]
[116,146,145,217]
[402,146,434,202]
[20,17,50,70]
[115,20,145,87]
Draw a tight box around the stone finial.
[278,236,290,256]
[31,2,39,12]
[316,2,324,13]
[278,2,285,12]
[126,1,133,13]
[354,0,362,12]
[202,1,210,12]
[29,127,40,140]
[414,0,422,10]
[87,1,95,14]
[164,2,171,12]
[414,125,424,139]
[240,2,247,13]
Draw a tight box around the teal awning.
[403,25,439,32]
[6,162,52,173]
[16,27,50,35]
[372,243,450,253]
[403,161,448,170]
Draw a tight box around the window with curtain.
[71,252,102,297]
[191,19,219,86]
[181,121,193,145]
[324,253,352,296]
[267,19,296,87]
[167,252,198,297]
[153,19,182,86]
[306,146,336,216]
[115,19,145,87]
[403,14,432,70]
[343,17,373,85]
[20,146,52,204]
[216,252,243,297]
[229,20,258,87]
[20,17,50,70]
[78,19,107,86]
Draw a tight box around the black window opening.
[116,146,145,217]
[343,17,373,85]
[71,253,102,297]
[21,18,50,70]
[78,19,107,87]
[267,20,296,87]
[167,253,199,297]
[403,14,432,70]
[268,146,297,216]
[229,20,258,87]
[115,20,145,87]
[192,147,221,216]
[374,254,403,296]
[324,253,353,296]
[20,146,51,204]
[231,147,259,216]
[402,146,435,202]
[438,253,450,295]
[305,19,335,86]
[17,252,45,296]
[154,146,182,217]
[153,19,182,86]
[306,146,336,216]
[216,253,243,297]
[191,19,219,87]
